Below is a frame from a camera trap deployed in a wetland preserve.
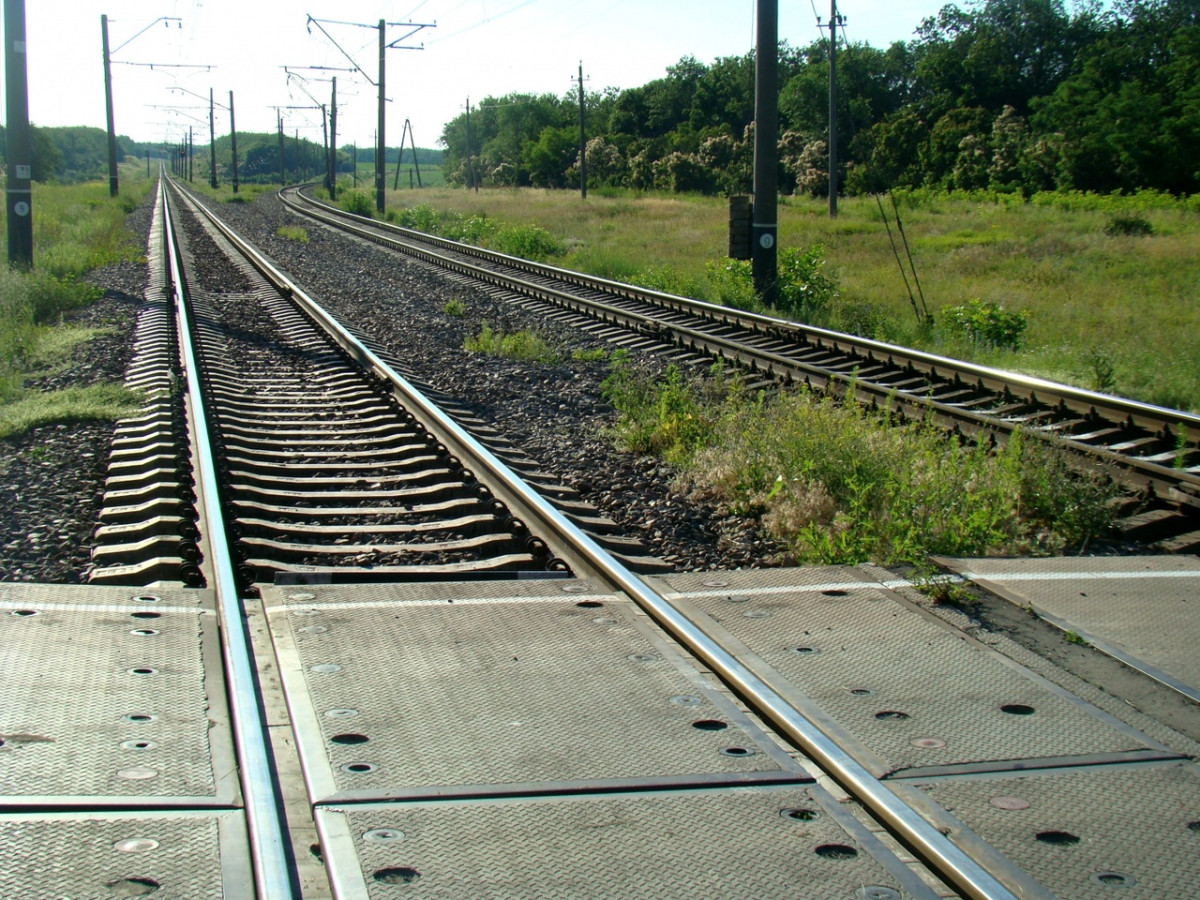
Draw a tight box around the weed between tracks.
[602,355,1118,567]
[463,321,561,364]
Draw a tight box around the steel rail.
[281,186,1200,506]
[179,180,1024,900]
[161,181,296,899]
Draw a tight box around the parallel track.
[100,176,1044,897]
[279,186,1200,538]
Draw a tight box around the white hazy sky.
[7,1,947,149]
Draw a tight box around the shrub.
[776,244,838,319]
[395,203,440,232]
[700,245,838,320]
[339,190,374,217]
[631,265,702,299]
[705,258,758,310]
[601,357,722,466]
[490,223,565,261]
[939,299,1029,351]
[1104,214,1154,237]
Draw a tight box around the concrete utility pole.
[229,90,239,194]
[752,0,779,306]
[828,0,840,218]
[100,15,187,196]
[463,98,479,192]
[575,61,587,198]
[329,77,337,200]
[278,115,285,185]
[5,0,33,268]
[376,20,386,210]
[101,15,118,197]
[208,88,218,188]
[305,15,432,214]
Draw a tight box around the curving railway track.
[4,177,1200,899]
[278,185,1200,551]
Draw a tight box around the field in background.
[382,185,1200,413]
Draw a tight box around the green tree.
[523,125,577,188]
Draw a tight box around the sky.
[7,1,947,150]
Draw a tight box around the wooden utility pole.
[752,0,778,306]
[6,0,33,267]
[828,0,839,217]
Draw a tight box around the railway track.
[278,185,1200,551]
[5,177,1199,898]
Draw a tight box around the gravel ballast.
[0,186,784,584]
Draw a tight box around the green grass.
[0,164,151,430]
[276,225,309,242]
[463,321,560,364]
[602,358,1118,566]
[0,383,145,440]
[381,185,1200,413]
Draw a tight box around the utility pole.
[101,15,118,197]
[229,90,239,194]
[352,142,357,186]
[277,115,285,185]
[464,97,473,191]
[319,104,329,190]
[329,77,337,200]
[828,0,840,218]
[208,88,217,188]
[100,15,188,197]
[752,0,779,306]
[5,0,33,268]
[574,61,588,198]
[376,19,386,210]
[306,15,432,214]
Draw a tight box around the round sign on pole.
[759,232,774,249]
[14,202,30,217]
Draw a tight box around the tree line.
[0,124,443,185]
[438,0,1200,197]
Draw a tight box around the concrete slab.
[260,580,805,804]
[315,784,941,899]
[906,760,1200,900]
[0,584,239,807]
[0,810,252,899]
[938,556,1200,703]
[649,567,1176,778]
